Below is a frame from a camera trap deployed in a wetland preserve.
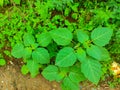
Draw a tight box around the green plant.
[11,26,113,89]
[0,0,21,6]
[1,0,119,90]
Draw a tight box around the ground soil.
[0,64,61,90]
[0,62,120,90]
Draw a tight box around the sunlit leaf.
[55,47,77,67]
[50,28,73,46]
[32,48,50,64]
[91,27,113,46]
[11,43,24,58]
[27,60,40,78]
[81,57,102,84]
[42,65,59,81]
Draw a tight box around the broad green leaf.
[86,45,102,60]
[50,28,73,46]
[37,32,52,47]
[81,58,102,84]
[91,27,113,46]
[0,59,6,66]
[77,30,89,43]
[23,33,35,46]
[76,48,86,62]
[42,65,59,81]
[13,0,20,4]
[11,43,24,58]
[55,47,77,67]
[61,77,79,90]
[69,66,86,83]
[32,48,50,64]
[21,65,29,75]
[27,60,40,78]
[99,47,110,61]
[23,47,32,59]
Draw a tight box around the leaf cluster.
[0,0,120,89]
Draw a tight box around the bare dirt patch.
[0,64,60,90]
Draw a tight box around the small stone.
[9,61,14,65]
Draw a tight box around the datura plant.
[11,27,113,90]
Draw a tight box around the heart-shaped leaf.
[23,47,32,59]
[91,27,113,46]
[81,57,102,84]
[55,47,77,67]
[61,77,79,90]
[69,66,86,83]
[11,43,24,58]
[42,65,59,81]
[77,30,89,43]
[86,45,102,60]
[50,28,73,46]
[23,33,35,46]
[32,48,50,64]
[37,32,52,47]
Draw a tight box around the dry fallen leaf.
[111,61,120,77]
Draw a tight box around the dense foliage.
[0,0,120,89]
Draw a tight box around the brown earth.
[0,64,61,90]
